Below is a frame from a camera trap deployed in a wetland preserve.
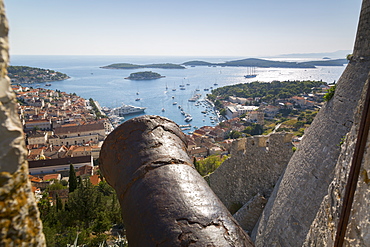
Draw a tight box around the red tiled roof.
[43,174,61,181]
[89,174,101,186]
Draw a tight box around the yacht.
[111,104,146,116]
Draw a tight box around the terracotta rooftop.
[54,122,104,135]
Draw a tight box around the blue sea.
[10,55,346,133]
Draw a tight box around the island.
[101,63,185,69]
[101,58,348,71]
[125,71,165,80]
[8,66,70,84]
[182,58,348,68]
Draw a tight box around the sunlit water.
[10,55,346,133]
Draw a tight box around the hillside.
[8,66,70,83]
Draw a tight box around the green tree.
[228,130,242,139]
[69,164,77,193]
[243,124,263,136]
[195,155,229,176]
[56,193,63,212]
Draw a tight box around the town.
[13,79,333,179]
[11,80,333,244]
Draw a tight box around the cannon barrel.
[100,115,254,247]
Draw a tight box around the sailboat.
[244,67,257,78]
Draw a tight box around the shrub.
[323,85,336,101]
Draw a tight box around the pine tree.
[69,164,77,193]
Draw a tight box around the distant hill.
[182,61,213,66]
[182,58,348,68]
[219,58,314,68]
[299,59,348,66]
[102,58,348,71]
[274,50,352,59]
[101,63,185,69]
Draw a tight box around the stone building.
[49,122,105,146]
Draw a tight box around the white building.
[226,105,259,119]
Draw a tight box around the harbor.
[11,55,346,134]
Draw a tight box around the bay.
[10,55,346,133]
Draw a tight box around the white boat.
[184,116,193,122]
[244,67,257,78]
[111,104,146,116]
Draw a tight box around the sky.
[6,0,363,57]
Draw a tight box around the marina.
[11,55,346,134]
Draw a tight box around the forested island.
[102,58,348,70]
[182,58,348,68]
[101,63,185,69]
[125,71,165,80]
[8,66,70,84]
[208,80,325,102]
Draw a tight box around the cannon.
[100,115,254,246]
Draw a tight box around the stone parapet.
[209,132,293,216]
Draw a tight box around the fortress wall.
[253,1,370,245]
[303,79,370,247]
[208,132,293,216]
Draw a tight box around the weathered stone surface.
[208,132,293,212]
[253,1,370,245]
[233,193,267,234]
[100,115,254,247]
[303,78,370,247]
[0,0,46,245]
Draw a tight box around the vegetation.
[39,178,123,246]
[68,164,77,193]
[101,63,185,69]
[323,85,336,101]
[125,71,165,80]
[89,98,107,119]
[194,155,229,176]
[210,80,324,104]
[8,65,69,83]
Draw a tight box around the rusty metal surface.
[100,115,254,247]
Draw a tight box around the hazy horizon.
[6,0,362,57]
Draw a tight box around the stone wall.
[303,78,370,247]
[252,0,370,245]
[0,1,46,245]
[208,132,293,221]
